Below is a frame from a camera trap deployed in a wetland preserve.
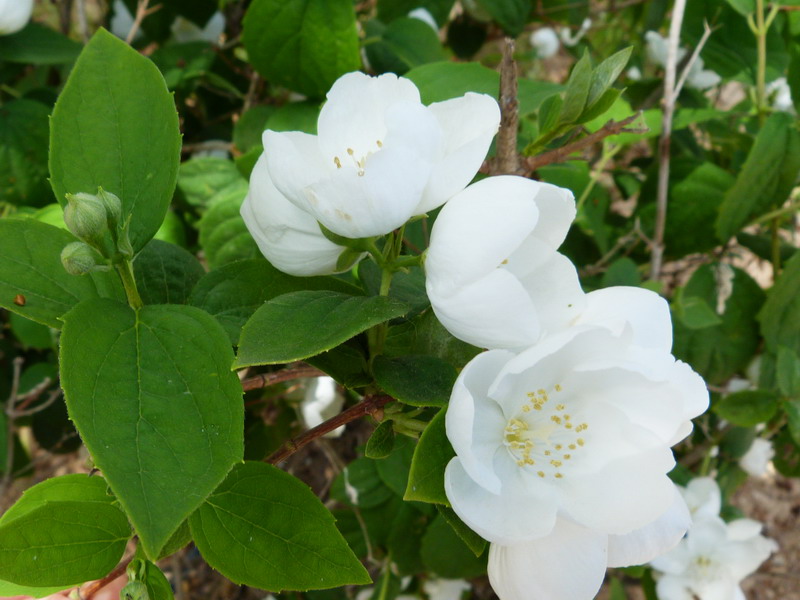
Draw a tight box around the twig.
[0,358,24,495]
[649,0,688,281]
[490,37,521,175]
[673,21,714,101]
[180,141,235,155]
[57,0,74,35]
[14,389,62,418]
[125,0,161,45]
[75,0,89,42]
[266,394,394,464]
[241,365,325,392]
[522,113,645,172]
[81,556,132,599]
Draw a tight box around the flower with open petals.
[444,287,708,600]
[241,154,357,276]
[0,0,33,35]
[739,438,774,478]
[425,175,585,350]
[302,376,345,438]
[262,72,500,239]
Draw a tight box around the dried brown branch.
[241,365,325,392]
[522,113,646,172]
[266,394,395,464]
[490,37,521,176]
[81,556,133,599]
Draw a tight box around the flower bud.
[97,187,123,231]
[61,241,101,275]
[64,192,109,248]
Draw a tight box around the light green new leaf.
[235,290,409,367]
[0,219,121,328]
[405,409,453,505]
[585,47,632,110]
[49,28,181,252]
[559,51,593,125]
[189,462,370,591]
[60,298,244,559]
[373,355,456,407]
[242,0,361,98]
[0,501,130,587]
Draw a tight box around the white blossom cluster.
[650,477,777,600]
[241,72,711,600]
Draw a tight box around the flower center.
[332,141,383,177]
[503,384,589,480]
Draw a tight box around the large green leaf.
[405,409,453,504]
[0,501,130,587]
[176,157,244,209]
[364,17,447,75]
[716,112,800,241]
[373,355,455,407]
[242,0,362,98]
[188,259,358,344]
[235,290,409,367]
[0,99,51,206]
[759,252,800,355]
[189,462,370,591]
[49,28,181,252]
[714,390,780,427]
[60,298,244,559]
[420,514,486,578]
[0,219,121,328]
[0,23,81,64]
[0,581,65,598]
[133,240,206,305]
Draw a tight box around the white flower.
[444,288,709,600]
[171,12,225,44]
[627,66,643,81]
[739,438,774,477]
[680,476,722,522]
[645,31,720,91]
[423,578,471,600]
[302,376,345,438]
[559,18,591,48]
[241,153,357,276]
[425,176,586,350]
[0,0,33,35]
[262,72,500,239]
[651,514,777,600]
[408,7,438,31]
[530,27,560,58]
[767,77,795,114]
[110,0,136,39]
[685,58,721,91]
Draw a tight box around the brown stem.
[125,0,162,45]
[521,113,645,173]
[81,556,132,599]
[266,395,394,464]
[241,365,325,392]
[490,37,521,176]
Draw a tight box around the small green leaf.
[375,436,415,497]
[49,28,181,252]
[437,505,486,557]
[576,88,622,124]
[474,0,529,36]
[197,188,260,269]
[177,157,244,209]
[332,458,395,508]
[421,514,487,578]
[243,0,361,98]
[586,47,632,110]
[233,106,276,153]
[0,219,121,328]
[0,501,130,587]
[559,51,593,124]
[373,355,456,408]
[190,462,370,591]
[236,291,409,367]
[133,240,205,305]
[759,252,800,355]
[537,93,564,136]
[365,421,396,459]
[777,346,800,398]
[405,409,453,505]
[189,259,359,344]
[364,18,446,75]
[386,503,429,576]
[673,292,723,330]
[714,390,780,427]
[60,298,244,559]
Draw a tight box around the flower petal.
[263,130,329,214]
[681,476,722,522]
[445,458,558,544]
[607,485,691,567]
[528,181,577,251]
[487,518,608,600]
[417,93,501,213]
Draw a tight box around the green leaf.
[265,101,321,134]
[364,18,447,75]
[716,113,800,241]
[0,22,81,64]
[0,219,121,328]
[759,251,800,355]
[197,188,260,269]
[724,0,756,16]
[559,51,593,125]
[233,106,276,153]
[189,462,370,591]
[714,390,780,427]
[474,0,529,35]
[236,291,409,367]
[0,474,116,526]
[375,436,415,497]
[784,400,800,445]
[60,298,244,559]
[386,503,429,575]
[0,501,130,587]
[772,428,800,477]
[243,0,361,98]
[421,514,487,578]
[133,240,205,305]
[49,29,181,252]
[373,355,456,408]
[365,421,396,459]
[0,99,51,206]
[405,409,453,505]
[601,258,641,288]
[0,581,66,598]
[332,458,395,508]
[404,61,561,116]
[385,310,481,370]
[436,505,486,557]
[189,259,359,344]
[777,346,800,398]
[157,521,192,560]
[672,291,723,330]
[177,157,245,209]
[126,559,174,600]
[586,47,632,110]
[576,87,622,124]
